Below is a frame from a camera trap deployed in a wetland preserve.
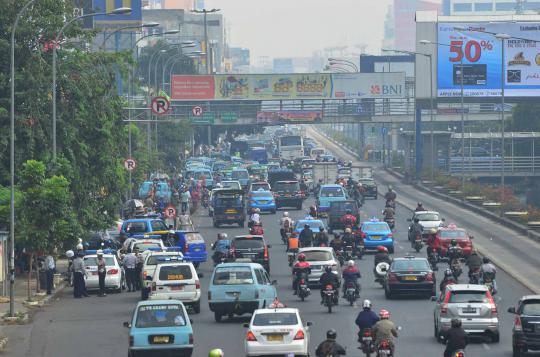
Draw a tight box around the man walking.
[72,252,88,298]
[44,253,56,295]
[180,187,191,215]
[123,250,138,292]
[97,250,107,297]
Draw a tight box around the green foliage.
[510,102,540,131]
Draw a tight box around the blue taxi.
[124,300,193,357]
[248,189,276,213]
[292,219,326,235]
[121,218,169,238]
[316,184,348,215]
[360,219,394,253]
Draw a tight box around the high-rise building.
[442,0,540,15]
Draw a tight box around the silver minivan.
[295,247,340,286]
[433,284,500,342]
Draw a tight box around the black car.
[359,178,378,199]
[328,200,360,233]
[384,256,436,299]
[508,295,540,357]
[231,235,271,273]
[273,180,303,210]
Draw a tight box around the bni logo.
[370,85,381,95]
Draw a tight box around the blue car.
[231,168,250,190]
[175,231,208,268]
[138,181,153,199]
[360,219,394,253]
[155,182,172,203]
[125,300,193,357]
[293,219,326,235]
[317,184,348,215]
[121,218,170,238]
[248,189,276,213]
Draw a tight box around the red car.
[434,224,473,258]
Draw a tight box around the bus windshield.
[280,136,302,146]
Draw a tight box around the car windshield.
[185,232,203,243]
[234,239,264,249]
[392,260,429,271]
[302,250,332,261]
[222,182,240,189]
[362,224,388,231]
[146,255,182,266]
[252,313,298,326]
[133,242,162,252]
[158,265,193,281]
[522,300,540,316]
[448,291,490,303]
[84,257,115,266]
[296,221,324,230]
[330,201,355,212]
[232,171,248,179]
[274,182,299,192]
[359,179,374,185]
[195,171,212,179]
[416,213,440,221]
[125,222,147,233]
[151,220,168,231]
[215,196,242,207]
[320,187,344,197]
[135,304,186,328]
[251,191,272,198]
[251,184,269,190]
[440,230,467,239]
[213,267,254,285]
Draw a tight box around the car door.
[257,268,276,303]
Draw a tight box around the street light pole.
[496,33,510,207]
[100,22,159,51]
[10,0,39,318]
[52,7,132,161]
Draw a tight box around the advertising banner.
[170,73,405,101]
[256,111,323,124]
[93,0,142,29]
[438,22,540,97]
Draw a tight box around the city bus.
[278,135,304,161]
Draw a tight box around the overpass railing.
[448,156,540,174]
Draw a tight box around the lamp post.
[10,0,39,318]
[420,40,465,192]
[52,7,132,161]
[383,48,434,187]
[100,22,159,51]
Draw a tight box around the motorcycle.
[376,339,393,357]
[374,262,390,287]
[323,284,338,313]
[427,248,438,270]
[413,234,423,252]
[482,272,497,295]
[344,245,354,261]
[212,251,230,266]
[384,216,395,230]
[469,267,481,284]
[296,273,311,301]
[355,241,365,260]
[359,328,374,357]
[287,251,297,267]
[344,281,359,306]
[453,350,465,357]
[450,258,463,280]
[336,249,345,266]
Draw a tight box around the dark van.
[328,200,360,233]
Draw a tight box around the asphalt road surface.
[2,192,531,356]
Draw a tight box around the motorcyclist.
[249,208,261,228]
[372,309,398,356]
[440,268,457,293]
[299,224,314,248]
[480,257,498,294]
[309,205,318,219]
[315,179,323,197]
[280,211,293,242]
[341,209,357,227]
[355,299,380,342]
[443,318,468,357]
[384,186,396,203]
[329,234,344,252]
[250,221,264,235]
[292,253,311,295]
[319,266,340,304]
[351,184,363,205]
[315,329,346,357]
[426,227,439,266]
[466,249,482,280]
[314,227,330,247]
[382,206,395,220]
[447,239,463,262]
[415,202,427,212]
[341,227,356,253]
[374,246,392,267]
[211,233,230,264]
[408,217,423,242]
[342,260,361,297]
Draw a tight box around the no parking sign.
[164,205,177,218]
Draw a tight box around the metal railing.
[448,156,540,174]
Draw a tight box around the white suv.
[149,259,201,313]
[140,251,184,300]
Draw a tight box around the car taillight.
[487,291,497,315]
[514,315,523,331]
[388,232,393,237]
[387,273,398,282]
[207,291,212,300]
[230,247,235,256]
[455,352,464,357]
[151,282,156,291]
[195,280,200,289]
[361,232,366,238]
[441,291,450,315]
[189,333,194,344]
[264,247,269,259]
[363,329,372,337]
[294,330,305,340]
[380,340,390,348]
[246,331,257,341]
[107,269,118,275]
[325,284,333,290]
[129,335,134,347]
[184,242,188,253]
[425,272,433,281]
[143,271,147,279]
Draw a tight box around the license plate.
[194,248,201,252]
[285,194,291,197]
[462,307,477,314]
[170,285,184,291]
[404,276,417,281]
[363,336,372,341]
[227,216,236,219]
[259,201,268,204]
[371,236,381,239]
[225,209,237,214]
[267,334,283,342]
[152,336,170,344]
[380,350,391,354]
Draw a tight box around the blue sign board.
[93,0,142,29]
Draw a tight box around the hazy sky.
[205,0,392,60]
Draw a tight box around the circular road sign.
[124,158,136,172]
[151,96,170,115]
[164,205,177,218]
[192,105,204,117]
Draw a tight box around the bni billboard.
[93,0,142,29]
[438,22,540,97]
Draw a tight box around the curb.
[310,127,540,294]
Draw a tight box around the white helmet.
[256,208,261,213]
[96,249,103,256]
[221,233,228,239]
[216,183,222,188]
[65,250,74,258]
[76,243,83,250]
[283,212,289,217]
[347,260,355,267]
[362,299,372,309]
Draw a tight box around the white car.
[221,180,242,190]
[140,250,184,300]
[244,307,312,356]
[296,247,341,285]
[408,211,444,240]
[123,238,165,254]
[149,259,201,313]
[83,254,122,292]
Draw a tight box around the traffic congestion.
[55,125,539,357]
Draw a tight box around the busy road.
[4,182,532,357]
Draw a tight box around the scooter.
[323,284,338,313]
[344,281,359,306]
[359,328,374,357]
[287,251,297,267]
[482,272,497,295]
[374,262,390,287]
[344,246,354,261]
[296,273,311,301]
[384,216,395,230]
[376,339,393,357]
[413,234,423,252]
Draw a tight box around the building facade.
[442,0,540,15]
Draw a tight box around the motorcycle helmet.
[388,186,393,191]
[326,329,337,340]
[482,257,490,264]
[377,246,388,253]
[96,250,103,256]
[417,202,423,207]
[379,309,390,319]
[451,318,462,328]
[345,227,352,234]
[76,243,83,250]
[319,227,325,232]
[304,224,310,229]
[208,349,224,357]
[297,253,306,261]
[429,228,438,234]
[413,218,420,223]
[451,239,457,246]
[347,260,355,267]
[444,268,453,277]
[362,299,372,309]
[65,250,74,259]
[283,212,289,217]
[324,266,333,273]
[255,208,261,213]
[346,209,352,214]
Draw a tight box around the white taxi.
[244,301,312,356]
[83,251,122,293]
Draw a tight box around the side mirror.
[198,273,204,278]
[243,323,250,328]
[430,296,438,302]
[406,218,412,222]
[508,307,516,314]
[271,280,278,285]
[123,321,131,328]
[189,319,193,324]
[306,321,313,327]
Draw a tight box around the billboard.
[170,73,406,101]
[438,22,540,97]
[93,0,142,29]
